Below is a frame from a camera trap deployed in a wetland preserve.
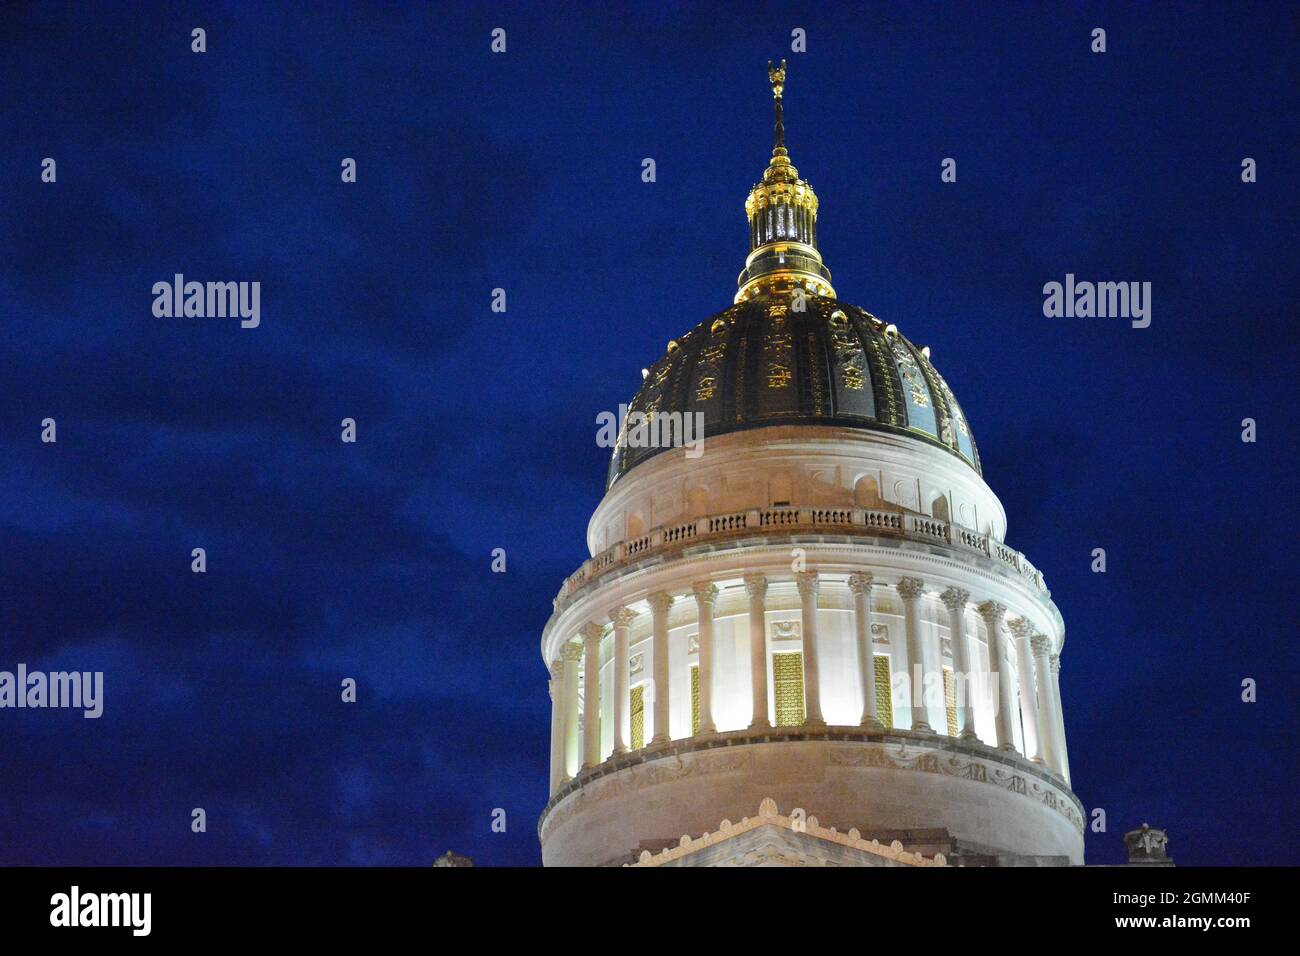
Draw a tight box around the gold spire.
[769,59,786,155]
[736,60,835,303]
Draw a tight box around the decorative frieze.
[540,729,1085,843]
[771,620,801,642]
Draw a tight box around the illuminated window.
[690,664,700,735]
[630,684,645,750]
[943,666,958,737]
[874,655,893,728]
[773,651,806,727]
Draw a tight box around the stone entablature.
[539,730,1084,867]
[540,724,1083,837]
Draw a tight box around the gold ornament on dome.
[768,59,786,97]
[892,342,930,407]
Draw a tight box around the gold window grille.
[630,684,645,750]
[943,666,958,737]
[874,655,893,728]
[691,671,702,738]
[773,651,806,727]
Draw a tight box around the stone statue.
[1123,823,1173,866]
[433,850,474,867]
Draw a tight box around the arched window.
[686,487,709,518]
[931,494,950,523]
[854,475,880,507]
[770,472,793,507]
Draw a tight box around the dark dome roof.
[607,294,980,487]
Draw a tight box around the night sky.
[2,3,1297,867]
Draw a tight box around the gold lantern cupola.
[736,60,836,303]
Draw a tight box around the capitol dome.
[540,61,1081,868]
[609,294,981,488]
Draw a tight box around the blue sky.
[1,2,1297,865]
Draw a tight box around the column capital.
[608,606,639,627]
[795,571,819,597]
[743,573,768,598]
[846,571,873,595]
[549,658,563,677]
[1030,633,1051,656]
[896,577,925,601]
[977,600,1007,628]
[1050,653,1061,677]
[938,586,970,612]
[1007,617,1034,641]
[647,591,675,614]
[580,621,604,645]
[562,641,583,663]
[692,582,719,605]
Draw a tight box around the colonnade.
[547,571,1070,795]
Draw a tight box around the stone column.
[561,641,582,779]
[548,658,564,794]
[608,607,637,755]
[896,578,931,732]
[744,574,771,730]
[1050,653,1072,783]
[648,592,674,745]
[1030,634,1062,775]
[848,572,882,728]
[795,572,826,727]
[1008,618,1043,763]
[939,587,977,739]
[581,622,603,769]
[692,582,719,735]
[977,601,1018,752]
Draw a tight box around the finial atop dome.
[768,59,786,96]
[768,59,787,154]
[737,60,835,303]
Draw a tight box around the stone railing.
[556,505,1048,609]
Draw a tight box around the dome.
[607,292,980,487]
[606,59,979,488]
[544,61,1079,870]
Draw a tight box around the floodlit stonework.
[626,798,948,867]
[539,63,1083,867]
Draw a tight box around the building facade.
[538,62,1084,867]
